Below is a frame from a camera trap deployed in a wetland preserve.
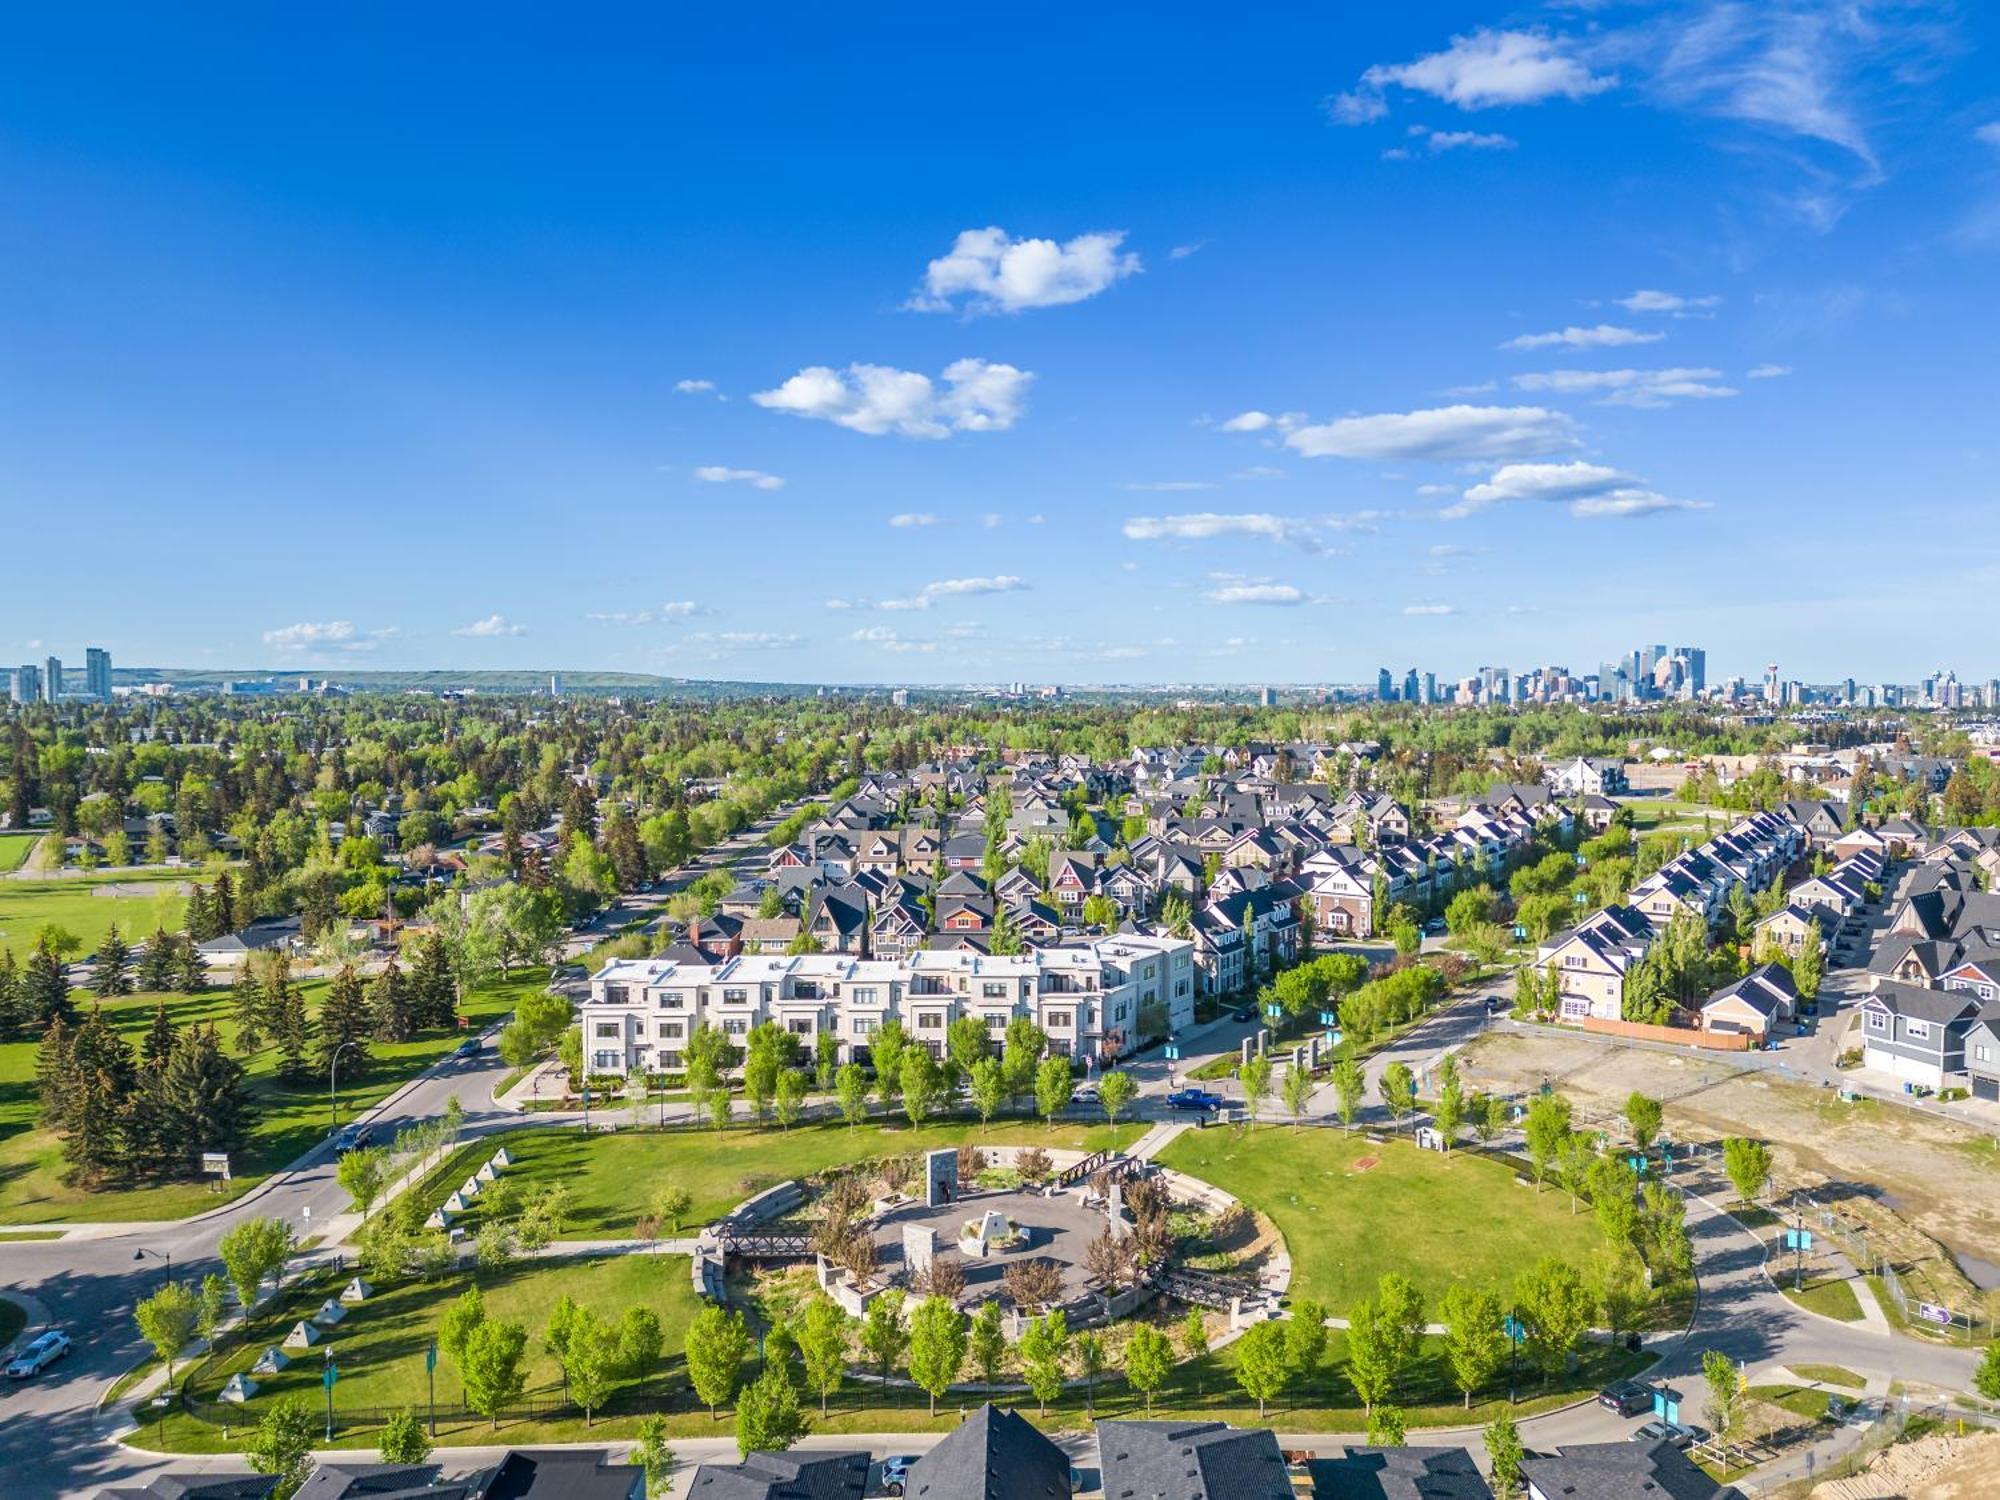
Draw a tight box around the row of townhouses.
[578,933,1197,1077]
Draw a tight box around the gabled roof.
[687,1453,869,1500]
[907,1404,1071,1500]
[1306,1445,1493,1500]
[1096,1421,1293,1500]
[1861,979,1984,1026]
[1703,963,1797,1020]
[1518,1439,1739,1500]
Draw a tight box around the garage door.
[1973,1075,1999,1103]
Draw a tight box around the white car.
[6,1330,71,1379]
[880,1455,920,1494]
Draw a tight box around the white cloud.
[1570,491,1712,519]
[1427,543,1484,557]
[1419,128,1517,152]
[1747,363,1793,379]
[1169,241,1206,260]
[1978,122,2000,149]
[1416,483,1456,497]
[1122,512,1325,552]
[980,512,1003,528]
[1501,324,1666,351]
[667,631,801,653]
[1285,404,1579,463]
[919,575,1027,600]
[453,614,526,638]
[852,626,938,653]
[1446,461,1631,518]
[910,227,1140,314]
[1220,410,1278,432]
[1122,480,1218,492]
[588,601,705,625]
[1204,583,1307,606]
[1026,514,1045,525]
[1403,602,1458,616]
[1617,289,1722,314]
[1233,466,1286,481]
[1330,28,1613,122]
[888,512,939,528]
[693,465,784,490]
[674,378,723,397]
[1511,367,1738,406]
[263,620,357,649]
[753,358,1031,438]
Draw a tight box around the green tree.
[379,1408,432,1465]
[1232,1318,1290,1418]
[835,1063,869,1126]
[685,1305,754,1417]
[1099,1069,1137,1127]
[1282,1062,1314,1127]
[438,1284,488,1373]
[969,1057,1005,1125]
[654,1184,694,1233]
[616,1306,663,1378]
[1555,1134,1596,1215]
[969,1299,1006,1390]
[1366,1406,1407,1447]
[1702,1347,1743,1438]
[218,1217,294,1316]
[561,1307,619,1425]
[1973,1342,2000,1403]
[1332,1052,1364,1130]
[336,1144,389,1220]
[1018,1310,1070,1414]
[636,1414,675,1499]
[1523,1092,1573,1190]
[859,1290,909,1384]
[196,1273,229,1349]
[1285,1298,1328,1393]
[871,1020,910,1103]
[1623,1092,1664,1153]
[1587,1154,1641,1245]
[1591,1246,1648,1343]
[900,1046,945,1128]
[245,1395,317,1499]
[1432,1052,1465,1151]
[1125,1323,1174,1410]
[316,964,373,1079]
[133,1281,199,1380]
[1794,918,1824,1000]
[1723,1137,1772,1205]
[1437,1285,1506,1409]
[734,1362,809,1458]
[1515,1258,1591,1382]
[773,1068,809,1129]
[1240,1053,1273,1126]
[947,1014,990,1077]
[906,1295,969,1414]
[90,924,133,998]
[461,1318,529,1428]
[1484,1413,1524,1499]
[1034,1055,1073,1126]
[797,1296,850,1416]
[1379,1061,1416,1132]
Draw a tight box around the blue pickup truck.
[1165,1088,1227,1114]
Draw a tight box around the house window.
[1048,1011,1072,1029]
[592,1050,623,1071]
[982,981,1008,998]
[593,1023,622,1040]
[657,1022,683,1039]
[1866,1012,1886,1032]
[722,988,748,1003]
[986,1015,1008,1031]
[723,1018,749,1036]
[1975,1044,1992,1063]
[789,1019,813,1035]
[852,987,876,1004]
[917,1013,943,1030]
[1905,1020,1930,1041]
[853,1016,876,1036]
[1175,980,1189,997]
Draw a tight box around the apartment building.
[579,934,1196,1076]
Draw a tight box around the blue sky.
[2,4,1997,686]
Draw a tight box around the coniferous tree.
[272,967,312,1085]
[409,933,457,1031]
[160,1023,255,1162]
[90,924,134,998]
[59,1010,137,1182]
[35,1016,76,1129]
[173,934,208,994]
[136,927,177,993]
[370,960,414,1043]
[213,872,239,933]
[317,965,373,1078]
[142,998,179,1070]
[0,948,21,1043]
[24,939,74,1026]
[230,968,267,1055]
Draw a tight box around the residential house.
[1545,756,1629,796]
[1519,1440,1741,1500]
[1700,963,1798,1040]
[1096,1422,1293,1500]
[905,1405,1070,1500]
[1855,980,1987,1087]
[686,1452,869,1500]
[1307,1446,1492,1500]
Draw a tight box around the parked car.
[1165,1088,1226,1113]
[1597,1379,1652,1416]
[1630,1420,1695,1449]
[880,1455,920,1495]
[1423,917,1446,936]
[6,1330,72,1379]
[1231,1006,1257,1023]
[1071,1082,1101,1105]
[332,1123,375,1155]
[453,1037,482,1059]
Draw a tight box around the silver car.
[6,1330,71,1379]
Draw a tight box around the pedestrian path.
[1126,1120,1189,1161]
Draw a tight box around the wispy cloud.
[852,625,938,653]
[1617,289,1722,314]
[1747,363,1793,379]
[753,359,1031,438]
[880,576,1029,611]
[452,613,526,638]
[1403,602,1458,616]
[693,465,785,490]
[261,620,398,655]
[1510,367,1738,407]
[1122,511,1376,553]
[674,378,723,398]
[1444,460,1712,522]
[908,227,1140,314]
[888,512,939,528]
[665,631,802,654]
[588,602,707,625]
[1169,241,1207,260]
[1328,28,1613,122]
[1204,582,1308,606]
[1283,404,1580,462]
[1501,324,1665,351]
[1121,480,1218,492]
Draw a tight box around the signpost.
[1783,1226,1814,1289]
[425,1339,438,1436]
[1917,1301,1953,1328]
[1503,1314,1525,1402]
[200,1152,231,1180]
[322,1351,338,1441]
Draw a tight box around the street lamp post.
[133,1246,172,1287]
[329,1039,362,1136]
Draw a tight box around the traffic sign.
[1319,1011,1335,1026]
[1164,1044,1181,1061]
[323,1359,338,1390]
[1265,1003,1283,1020]
[1917,1301,1953,1327]
[1783,1229,1814,1252]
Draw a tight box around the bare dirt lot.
[1457,1029,2000,1326]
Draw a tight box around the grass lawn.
[1783,1276,1864,1322]
[1749,1383,1839,1424]
[408,1118,1144,1239]
[152,1251,1649,1453]
[0,869,193,956]
[1789,1362,1865,1389]
[0,971,547,1225]
[0,834,40,873]
[0,1294,25,1348]
[1157,1127,1611,1314]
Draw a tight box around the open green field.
[0,834,40,873]
[0,971,546,1225]
[1784,1276,1865,1322]
[153,1250,1647,1452]
[0,869,191,956]
[1158,1127,1611,1314]
[409,1118,1143,1238]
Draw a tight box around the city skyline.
[3,6,1997,683]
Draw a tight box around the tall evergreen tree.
[0,948,21,1042]
[369,960,414,1042]
[317,965,373,1078]
[136,926,176,993]
[91,924,134,998]
[230,967,266,1054]
[172,934,208,994]
[213,872,239,933]
[24,939,74,1026]
[272,967,313,1085]
[35,1016,75,1129]
[160,1023,255,1163]
[409,934,457,1030]
[141,998,179,1069]
[59,1010,137,1183]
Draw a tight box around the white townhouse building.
[578,934,1196,1078]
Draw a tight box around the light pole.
[328,1039,362,1137]
[133,1246,172,1288]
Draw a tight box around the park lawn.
[0,971,546,1225]
[408,1118,1144,1239]
[173,1253,701,1442]
[0,869,194,956]
[1784,1276,1864,1322]
[1789,1362,1864,1389]
[1749,1383,1838,1424]
[1158,1127,1610,1315]
[152,1253,1649,1453]
[0,834,40,873]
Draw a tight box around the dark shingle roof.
[686,1452,869,1500]
[1307,1445,1493,1500]
[473,1449,646,1500]
[1518,1440,1740,1500]
[1096,1421,1293,1500]
[908,1403,1071,1500]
